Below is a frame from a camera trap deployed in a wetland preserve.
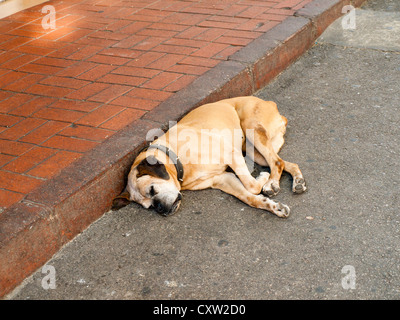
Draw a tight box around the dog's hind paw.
[293,177,306,194]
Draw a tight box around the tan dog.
[112,96,306,218]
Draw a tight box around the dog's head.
[112,154,182,216]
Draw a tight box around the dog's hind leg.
[247,127,306,195]
[248,124,285,197]
[246,141,306,195]
[283,160,307,194]
[244,140,268,167]
[212,172,290,218]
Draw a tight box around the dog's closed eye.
[149,185,156,197]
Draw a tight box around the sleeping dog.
[112,96,306,218]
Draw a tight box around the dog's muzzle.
[152,193,182,216]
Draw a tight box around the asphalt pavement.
[8,0,400,300]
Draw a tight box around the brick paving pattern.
[0,0,312,210]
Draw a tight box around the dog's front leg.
[212,173,290,218]
[230,151,269,195]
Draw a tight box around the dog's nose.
[152,194,182,216]
[154,200,165,214]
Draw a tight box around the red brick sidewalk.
[0,0,313,211]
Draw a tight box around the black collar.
[147,144,184,182]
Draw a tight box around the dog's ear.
[112,189,131,211]
[136,155,170,180]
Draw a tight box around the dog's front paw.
[258,196,290,218]
[262,180,280,197]
[275,202,290,218]
[293,177,306,194]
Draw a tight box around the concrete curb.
[0,0,366,298]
